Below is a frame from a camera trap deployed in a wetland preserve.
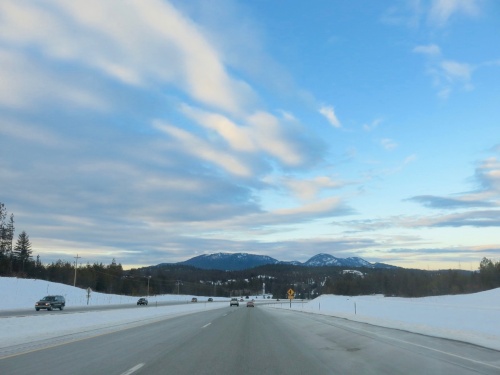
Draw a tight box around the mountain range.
[159,252,396,271]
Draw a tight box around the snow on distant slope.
[303,254,373,267]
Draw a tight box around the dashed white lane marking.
[202,322,212,328]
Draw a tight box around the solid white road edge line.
[120,363,144,375]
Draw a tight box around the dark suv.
[35,295,66,311]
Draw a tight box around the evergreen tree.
[0,204,8,255]
[2,213,15,273]
[14,231,33,272]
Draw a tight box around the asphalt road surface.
[1,305,499,375]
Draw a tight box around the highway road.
[1,305,499,375]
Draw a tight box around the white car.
[230,298,239,307]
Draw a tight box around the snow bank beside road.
[0,277,221,309]
[0,302,228,350]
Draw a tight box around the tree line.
[0,203,34,276]
[321,261,500,298]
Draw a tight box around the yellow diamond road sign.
[287,288,295,299]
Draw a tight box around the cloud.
[380,138,398,151]
[0,0,256,116]
[425,210,500,228]
[363,118,383,132]
[413,45,475,98]
[153,120,253,177]
[273,196,345,217]
[0,49,107,111]
[337,209,500,232]
[408,154,500,210]
[413,44,441,56]
[475,157,500,192]
[319,105,341,128]
[249,111,311,166]
[173,105,321,176]
[280,176,347,201]
[441,60,473,83]
[428,0,481,27]
[381,0,482,29]
[0,118,64,147]
[407,195,495,209]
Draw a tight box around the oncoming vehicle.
[137,298,148,305]
[35,295,65,311]
[230,298,239,307]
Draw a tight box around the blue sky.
[1,0,499,270]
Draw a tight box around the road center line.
[202,322,212,328]
[120,363,144,375]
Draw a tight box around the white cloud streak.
[429,0,481,26]
[319,105,341,128]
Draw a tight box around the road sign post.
[287,288,294,308]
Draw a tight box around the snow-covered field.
[1,277,499,352]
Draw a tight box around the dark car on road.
[35,295,65,311]
[137,298,148,305]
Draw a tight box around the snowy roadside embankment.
[0,302,229,350]
[0,277,215,309]
[268,289,500,351]
[0,277,231,351]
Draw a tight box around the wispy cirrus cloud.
[408,153,500,210]
[319,105,341,128]
[380,138,398,151]
[413,44,475,98]
[337,209,500,232]
[382,0,483,29]
[363,118,384,132]
[413,44,441,56]
[280,175,348,201]
[407,195,495,209]
[428,0,482,27]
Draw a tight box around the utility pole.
[176,280,181,295]
[73,254,81,287]
[147,276,151,297]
